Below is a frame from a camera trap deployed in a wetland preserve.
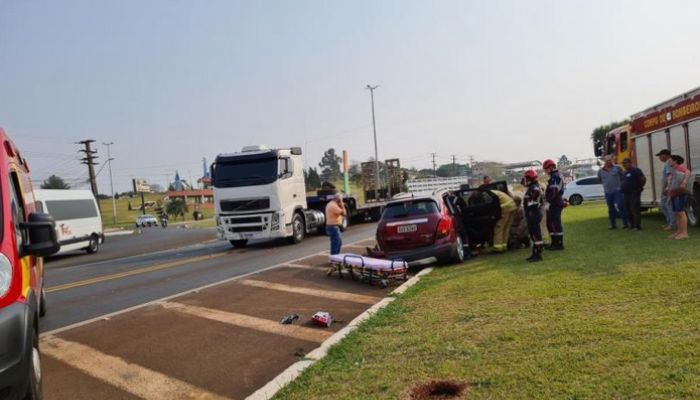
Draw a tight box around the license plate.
[397,224,418,233]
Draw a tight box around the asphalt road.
[45,227,218,269]
[41,223,378,333]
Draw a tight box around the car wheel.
[451,235,465,264]
[339,217,348,232]
[229,240,248,248]
[569,194,583,206]
[287,213,305,244]
[23,330,42,400]
[39,287,47,317]
[85,235,99,254]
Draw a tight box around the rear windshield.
[45,199,98,220]
[382,199,439,219]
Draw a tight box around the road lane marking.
[238,279,379,304]
[41,335,231,400]
[285,263,323,270]
[46,252,232,293]
[161,302,332,343]
[42,235,376,337]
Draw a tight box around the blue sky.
[2,0,699,192]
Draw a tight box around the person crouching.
[523,170,544,262]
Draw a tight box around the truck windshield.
[213,157,278,188]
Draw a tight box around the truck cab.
[211,145,324,247]
[0,128,60,400]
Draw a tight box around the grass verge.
[274,203,700,399]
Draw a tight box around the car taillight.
[435,217,452,239]
[0,253,13,299]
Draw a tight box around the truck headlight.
[271,212,280,230]
[0,253,12,299]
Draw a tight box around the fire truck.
[601,86,700,225]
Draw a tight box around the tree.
[591,120,628,157]
[40,175,70,189]
[558,155,572,167]
[305,167,321,191]
[436,163,469,177]
[318,148,342,183]
[165,198,188,221]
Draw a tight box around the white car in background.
[136,214,159,227]
[566,176,605,205]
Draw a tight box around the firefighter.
[543,159,565,250]
[491,189,516,252]
[523,170,544,262]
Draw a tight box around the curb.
[245,267,434,400]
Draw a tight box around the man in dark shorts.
[621,158,646,230]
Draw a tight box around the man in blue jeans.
[655,149,676,231]
[597,157,628,229]
[325,194,347,255]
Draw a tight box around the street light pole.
[366,84,380,200]
[103,142,117,225]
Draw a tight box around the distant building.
[166,189,214,209]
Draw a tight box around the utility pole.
[78,140,99,197]
[103,142,117,225]
[431,153,437,178]
[366,84,380,199]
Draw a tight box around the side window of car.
[9,172,27,251]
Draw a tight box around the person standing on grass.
[655,149,676,231]
[597,156,628,229]
[325,194,347,254]
[543,159,565,250]
[668,155,691,240]
[491,190,517,252]
[523,170,544,262]
[621,158,646,231]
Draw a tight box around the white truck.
[211,145,327,247]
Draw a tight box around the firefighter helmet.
[523,170,538,181]
[542,159,556,170]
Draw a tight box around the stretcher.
[327,254,409,288]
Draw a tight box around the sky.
[1,0,699,193]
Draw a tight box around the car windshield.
[213,156,278,188]
[382,199,439,219]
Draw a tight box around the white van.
[34,189,104,254]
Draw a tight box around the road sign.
[133,178,151,193]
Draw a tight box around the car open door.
[454,186,502,247]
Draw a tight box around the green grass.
[96,194,214,229]
[274,203,700,399]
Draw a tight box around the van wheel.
[23,330,42,400]
[39,288,47,317]
[85,236,99,254]
[287,213,305,244]
[569,194,583,206]
[229,240,248,248]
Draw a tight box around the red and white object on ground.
[312,311,333,327]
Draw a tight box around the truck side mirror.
[21,213,60,257]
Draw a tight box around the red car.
[376,190,466,266]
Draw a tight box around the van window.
[45,199,98,220]
[9,173,26,250]
[383,199,439,219]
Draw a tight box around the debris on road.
[280,314,300,325]
[312,311,333,327]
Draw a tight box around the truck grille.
[228,216,262,224]
[229,226,264,233]
[220,198,270,212]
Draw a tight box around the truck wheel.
[23,329,42,400]
[229,240,248,248]
[369,208,382,222]
[39,287,47,317]
[287,213,305,244]
[569,194,583,206]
